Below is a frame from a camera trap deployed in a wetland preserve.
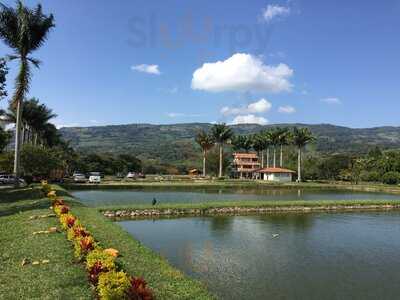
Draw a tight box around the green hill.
[60,123,400,164]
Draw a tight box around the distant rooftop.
[233,152,258,158]
[257,167,296,173]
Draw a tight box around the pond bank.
[100,199,400,219]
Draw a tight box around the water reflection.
[119,212,400,300]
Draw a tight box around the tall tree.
[292,127,315,182]
[269,128,281,168]
[253,133,269,168]
[0,1,55,185]
[278,127,291,167]
[211,123,233,177]
[0,57,8,100]
[195,130,215,176]
[232,135,252,152]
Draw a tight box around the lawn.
[0,186,213,300]
[0,188,92,299]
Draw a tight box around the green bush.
[97,271,130,300]
[382,171,400,185]
[86,249,116,272]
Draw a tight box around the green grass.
[0,188,92,299]
[97,198,400,212]
[0,186,214,300]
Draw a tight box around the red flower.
[52,198,65,207]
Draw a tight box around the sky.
[0,0,400,129]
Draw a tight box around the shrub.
[382,171,400,185]
[86,249,116,284]
[74,236,96,258]
[126,277,154,300]
[86,249,116,272]
[97,271,130,300]
[60,213,77,229]
[67,225,90,241]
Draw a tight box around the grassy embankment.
[0,185,213,300]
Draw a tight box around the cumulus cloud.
[131,64,161,75]
[229,114,268,125]
[278,105,296,114]
[221,98,272,116]
[262,5,290,22]
[321,97,341,104]
[191,53,293,93]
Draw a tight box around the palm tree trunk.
[261,150,264,168]
[13,98,23,186]
[280,144,283,167]
[202,150,206,177]
[297,147,301,182]
[266,148,270,168]
[219,144,223,177]
[273,147,276,168]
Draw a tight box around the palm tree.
[232,135,252,152]
[292,127,315,182]
[278,127,291,167]
[195,130,215,177]
[211,123,233,177]
[0,1,55,185]
[252,132,269,168]
[269,128,281,168]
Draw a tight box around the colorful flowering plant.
[51,198,65,207]
[67,225,90,241]
[45,186,154,299]
[60,213,77,229]
[86,249,116,285]
[126,277,154,300]
[74,235,96,258]
[97,271,130,300]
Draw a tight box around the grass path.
[0,193,92,299]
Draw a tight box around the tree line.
[195,124,315,181]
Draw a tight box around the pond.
[119,212,400,300]
[71,187,400,207]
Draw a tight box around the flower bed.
[42,182,153,300]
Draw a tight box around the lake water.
[71,187,400,207]
[119,212,400,300]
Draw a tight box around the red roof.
[256,167,296,173]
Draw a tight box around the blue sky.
[1,0,400,128]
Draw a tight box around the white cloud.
[89,119,99,124]
[229,114,268,125]
[262,5,290,22]
[278,105,296,114]
[191,53,293,93]
[221,98,272,116]
[131,64,161,75]
[321,97,341,104]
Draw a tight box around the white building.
[257,167,295,182]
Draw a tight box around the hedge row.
[42,183,153,300]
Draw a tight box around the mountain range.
[60,123,400,164]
